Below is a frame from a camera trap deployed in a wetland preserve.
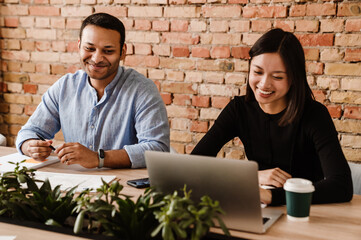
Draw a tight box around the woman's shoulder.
[303,100,330,117]
[301,100,336,133]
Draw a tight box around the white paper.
[0,237,16,240]
[34,171,116,192]
[0,153,59,173]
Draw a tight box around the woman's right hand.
[258,168,291,188]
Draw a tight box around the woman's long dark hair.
[245,28,314,126]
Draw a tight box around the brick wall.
[0,0,360,162]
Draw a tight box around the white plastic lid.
[283,178,315,193]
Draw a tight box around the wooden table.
[1,146,361,240]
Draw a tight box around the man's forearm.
[102,149,131,168]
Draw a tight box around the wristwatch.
[98,149,105,168]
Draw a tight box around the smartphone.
[126,177,150,188]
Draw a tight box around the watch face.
[99,149,105,159]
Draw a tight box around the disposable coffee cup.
[283,178,315,222]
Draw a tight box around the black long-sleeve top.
[192,96,353,205]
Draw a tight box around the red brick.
[295,20,319,32]
[51,64,66,75]
[251,20,272,32]
[52,41,65,52]
[232,47,251,59]
[229,0,247,2]
[36,41,51,51]
[345,19,361,32]
[344,106,361,120]
[127,32,160,44]
[167,71,184,81]
[173,46,190,57]
[51,18,65,29]
[160,58,196,70]
[312,90,326,103]
[242,6,257,18]
[164,6,201,18]
[306,62,323,75]
[152,20,170,32]
[1,28,26,39]
[212,96,230,109]
[21,40,35,51]
[190,121,208,133]
[94,6,127,17]
[173,94,191,106]
[161,93,172,105]
[210,46,230,59]
[326,105,342,118]
[24,105,37,116]
[229,20,250,32]
[134,44,152,55]
[145,56,160,68]
[166,105,199,119]
[320,19,344,33]
[210,20,228,32]
[5,17,19,28]
[306,3,336,16]
[259,6,287,18]
[66,19,82,29]
[134,19,151,31]
[274,20,294,32]
[129,6,163,17]
[337,3,361,17]
[61,6,93,17]
[0,83,8,93]
[1,5,28,16]
[162,82,197,94]
[202,5,241,18]
[29,6,60,16]
[191,47,210,58]
[297,34,334,46]
[23,84,37,94]
[36,63,50,73]
[66,41,78,52]
[19,17,34,28]
[290,5,306,17]
[1,50,30,61]
[171,20,188,32]
[162,33,199,44]
[304,49,319,61]
[189,20,207,32]
[344,49,361,62]
[153,45,171,56]
[192,96,210,108]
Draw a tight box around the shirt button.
[91,125,94,129]
[89,145,93,149]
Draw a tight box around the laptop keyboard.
[263,217,270,224]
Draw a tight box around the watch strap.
[98,149,105,168]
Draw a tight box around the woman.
[191,28,353,205]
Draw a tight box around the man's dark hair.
[245,28,314,126]
[79,13,126,52]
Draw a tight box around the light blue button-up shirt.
[16,66,170,168]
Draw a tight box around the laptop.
[144,151,283,234]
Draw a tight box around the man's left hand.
[54,142,98,168]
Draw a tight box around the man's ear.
[120,43,127,61]
[78,39,81,50]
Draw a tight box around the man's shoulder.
[122,67,156,89]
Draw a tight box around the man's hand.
[55,142,98,169]
[258,168,291,188]
[21,139,53,161]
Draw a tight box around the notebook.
[145,151,283,234]
[0,153,59,173]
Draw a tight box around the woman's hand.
[258,168,291,188]
[259,187,272,205]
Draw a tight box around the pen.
[36,133,56,151]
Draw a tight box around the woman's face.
[249,52,290,114]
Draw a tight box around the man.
[16,13,170,169]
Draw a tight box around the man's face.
[78,25,126,84]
